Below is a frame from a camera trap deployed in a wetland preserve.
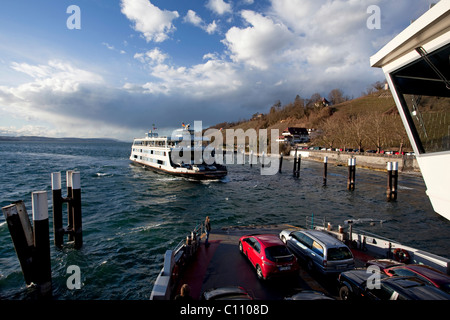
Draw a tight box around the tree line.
[209,81,411,153]
[312,112,410,153]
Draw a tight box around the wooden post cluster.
[2,195,52,298]
[347,158,356,190]
[52,171,83,249]
[293,148,301,178]
[386,162,399,201]
[1,170,83,298]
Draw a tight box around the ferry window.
[390,43,450,154]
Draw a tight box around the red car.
[383,264,450,294]
[239,234,298,280]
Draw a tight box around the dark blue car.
[338,269,450,300]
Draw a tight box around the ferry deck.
[171,224,373,300]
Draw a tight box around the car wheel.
[256,265,265,280]
[239,241,244,254]
[339,285,351,300]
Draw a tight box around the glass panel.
[402,94,450,153]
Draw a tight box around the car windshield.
[265,246,293,262]
[327,247,352,261]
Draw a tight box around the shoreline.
[288,150,420,173]
[237,150,420,173]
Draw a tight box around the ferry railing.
[308,217,450,273]
[150,222,204,300]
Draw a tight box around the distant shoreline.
[0,135,124,143]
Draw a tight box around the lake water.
[0,141,449,299]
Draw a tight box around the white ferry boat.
[130,125,227,180]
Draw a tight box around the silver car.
[280,229,354,275]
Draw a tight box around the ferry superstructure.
[371,1,450,221]
[130,126,227,180]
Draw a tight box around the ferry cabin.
[370,1,450,221]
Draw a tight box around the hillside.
[208,89,411,153]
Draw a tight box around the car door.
[246,238,258,266]
[250,239,262,267]
[286,233,303,258]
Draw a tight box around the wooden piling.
[387,162,393,201]
[52,172,64,248]
[347,158,356,190]
[66,170,74,241]
[387,162,398,201]
[1,201,35,285]
[323,156,328,186]
[32,191,52,297]
[279,153,283,173]
[72,172,83,249]
[293,148,298,177]
[296,154,301,178]
[392,162,398,201]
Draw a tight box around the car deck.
[174,224,375,300]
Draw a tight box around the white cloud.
[206,21,218,34]
[206,0,232,15]
[134,48,168,65]
[8,60,103,94]
[120,0,179,43]
[184,10,203,26]
[132,51,242,97]
[222,10,294,70]
[183,10,218,34]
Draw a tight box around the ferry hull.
[131,160,227,180]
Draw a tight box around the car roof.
[384,277,450,300]
[390,265,450,283]
[300,230,345,247]
[203,286,251,300]
[251,234,284,247]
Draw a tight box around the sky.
[0,0,438,141]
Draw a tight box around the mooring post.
[1,201,35,285]
[352,158,356,189]
[279,153,283,173]
[250,150,253,167]
[66,170,74,241]
[51,172,64,248]
[261,151,265,168]
[32,191,52,297]
[323,156,328,186]
[293,148,298,177]
[72,172,83,249]
[387,162,393,201]
[296,154,301,178]
[347,158,355,190]
[392,162,398,201]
